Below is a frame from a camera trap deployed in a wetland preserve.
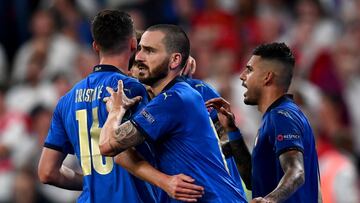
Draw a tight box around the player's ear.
[93,41,100,53]
[169,53,182,70]
[130,37,137,52]
[264,71,274,86]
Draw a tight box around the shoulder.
[186,78,220,98]
[150,85,187,108]
[124,78,148,95]
[174,82,201,97]
[185,78,207,89]
[268,106,294,122]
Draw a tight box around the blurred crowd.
[0,0,359,202]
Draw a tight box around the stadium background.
[0,0,359,202]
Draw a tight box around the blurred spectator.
[285,0,339,76]
[206,48,236,99]
[0,84,32,202]
[190,0,239,78]
[0,0,40,66]
[26,105,80,203]
[12,167,54,203]
[51,73,73,98]
[73,47,98,82]
[6,52,58,114]
[11,9,79,83]
[318,137,359,203]
[293,82,359,203]
[50,0,92,45]
[318,92,353,157]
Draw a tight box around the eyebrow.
[139,44,156,51]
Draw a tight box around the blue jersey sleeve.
[193,81,220,121]
[270,109,304,155]
[44,100,74,154]
[131,92,179,142]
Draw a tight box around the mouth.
[242,82,247,89]
[136,63,148,72]
[242,82,248,97]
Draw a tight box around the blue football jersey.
[44,65,157,203]
[252,95,320,202]
[183,76,246,194]
[182,77,219,120]
[132,77,247,203]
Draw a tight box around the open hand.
[165,174,204,202]
[205,97,237,132]
[103,80,142,113]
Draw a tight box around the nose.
[135,49,144,62]
[239,70,246,81]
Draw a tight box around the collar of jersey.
[92,64,126,75]
[160,76,185,93]
[265,94,294,114]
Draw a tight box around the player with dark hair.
[99,24,247,202]
[38,11,203,203]
[207,42,321,203]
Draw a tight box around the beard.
[136,57,170,86]
[243,87,260,106]
[244,98,257,106]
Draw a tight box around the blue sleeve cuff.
[228,129,242,141]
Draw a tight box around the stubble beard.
[243,88,259,106]
[137,58,170,86]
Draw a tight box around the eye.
[147,48,155,53]
[246,66,253,73]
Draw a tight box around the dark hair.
[128,30,144,70]
[30,104,51,119]
[253,42,295,91]
[91,10,134,53]
[147,24,190,69]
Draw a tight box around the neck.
[99,53,130,73]
[151,73,179,96]
[258,87,286,114]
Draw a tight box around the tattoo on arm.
[214,119,252,189]
[228,138,252,190]
[214,121,226,140]
[110,121,145,154]
[265,150,305,202]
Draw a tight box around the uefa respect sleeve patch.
[276,134,301,142]
[140,109,155,124]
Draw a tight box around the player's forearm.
[227,130,252,190]
[99,109,125,156]
[115,149,170,189]
[264,167,304,202]
[265,150,305,202]
[57,165,83,190]
[40,165,83,191]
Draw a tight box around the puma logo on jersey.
[162,92,172,100]
[277,110,292,119]
[124,88,131,94]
